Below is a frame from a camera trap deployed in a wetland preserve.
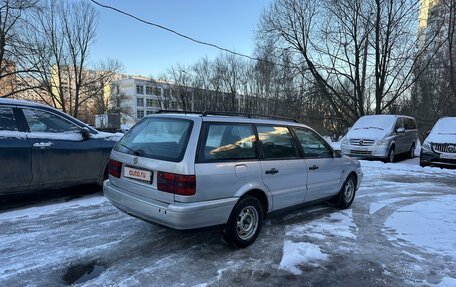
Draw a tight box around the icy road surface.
[1,158,455,286]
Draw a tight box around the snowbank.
[384,195,456,258]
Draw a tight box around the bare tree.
[258,0,444,124]
[24,0,120,119]
[443,0,456,102]
[0,0,39,98]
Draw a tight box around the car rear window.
[114,117,193,162]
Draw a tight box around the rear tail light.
[108,159,122,178]
[157,172,196,196]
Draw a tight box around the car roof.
[0,98,51,109]
[146,113,311,128]
[360,114,415,120]
[0,98,97,133]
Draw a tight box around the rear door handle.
[33,142,53,149]
[265,168,279,175]
[309,165,319,171]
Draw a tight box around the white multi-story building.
[112,77,185,125]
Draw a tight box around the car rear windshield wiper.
[120,144,143,156]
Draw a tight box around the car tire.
[385,147,395,163]
[336,175,356,209]
[223,196,263,248]
[420,162,428,168]
[409,144,416,159]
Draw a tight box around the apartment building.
[112,77,184,125]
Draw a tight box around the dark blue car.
[0,99,121,195]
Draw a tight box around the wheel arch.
[240,189,269,216]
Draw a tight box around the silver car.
[340,115,418,162]
[104,112,363,247]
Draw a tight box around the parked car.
[104,112,363,247]
[0,99,121,195]
[340,115,418,162]
[420,117,456,168]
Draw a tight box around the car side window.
[257,125,299,159]
[0,108,18,131]
[199,123,257,162]
[404,118,416,130]
[395,118,403,130]
[23,109,80,133]
[293,128,333,158]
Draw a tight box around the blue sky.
[90,0,271,78]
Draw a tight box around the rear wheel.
[409,143,416,159]
[336,175,356,209]
[223,196,263,248]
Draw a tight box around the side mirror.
[80,127,91,140]
[396,127,405,134]
[333,150,343,158]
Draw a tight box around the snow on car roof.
[0,98,50,108]
[0,98,97,133]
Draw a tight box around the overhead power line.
[90,0,282,67]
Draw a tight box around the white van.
[340,115,418,162]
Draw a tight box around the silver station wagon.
[104,112,363,247]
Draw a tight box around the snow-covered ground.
[1,157,455,286]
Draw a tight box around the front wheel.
[385,147,395,163]
[336,175,356,209]
[223,196,263,248]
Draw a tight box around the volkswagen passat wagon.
[340,115,418,162]
[104,112,363,247]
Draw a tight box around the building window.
[137,97,144,107]
[136,85,144,94]
[137,110,144,119]
[146,86,153,95]
[171,101,178,109]
[162,100,169,109]
[146,110,155,115]
[146,98,161,108]
[155,87,161,96]
[164,89,171,97]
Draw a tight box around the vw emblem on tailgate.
[133,157,138,164]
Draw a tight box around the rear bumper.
[103,180,237,230]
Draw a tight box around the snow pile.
[384,195,456,258]
[278,210,357,275]
[434,277,456,287]
[279,240,328,275]
[361,159,456,175]
[286,210,358,240]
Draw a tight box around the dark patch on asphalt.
[63,261,106,285]
[0,184,101,212]
[383,175,456,187]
